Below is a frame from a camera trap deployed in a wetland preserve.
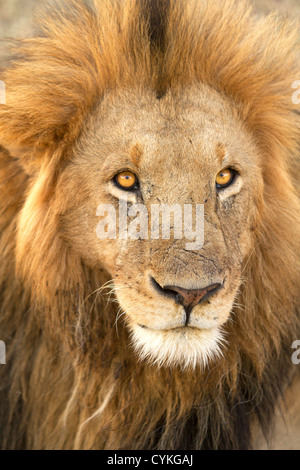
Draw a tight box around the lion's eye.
[216,168,236,189]
[114,171,139,190]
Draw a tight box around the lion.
[0,0,300,450]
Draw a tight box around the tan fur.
[0,0,300,449]
[216,143,226,164]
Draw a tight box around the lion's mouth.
[137,323,212,332]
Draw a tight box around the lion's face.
[59,85,263,369]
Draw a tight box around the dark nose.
[151,277,222,310]
[163,283,222,309]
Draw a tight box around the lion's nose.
[151,277,222,309]
[163,283,222,308]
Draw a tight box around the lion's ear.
[0,80,81,175]
[0,142,44,176]
[0,90,78,176]
[0,34,97,173]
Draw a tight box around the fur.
[0,0,300,450]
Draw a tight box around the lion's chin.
[130,324,226,370]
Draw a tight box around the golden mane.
[0,0,300,449]
[0,0,299,159]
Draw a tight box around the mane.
[0,0,300,450]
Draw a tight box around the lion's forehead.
[96,86,237,137]
[83,87,258,176]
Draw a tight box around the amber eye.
[114,171,138,190]
[216,168,236,189]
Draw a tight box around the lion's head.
[57,84,262,369]
[1,0,300,450]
